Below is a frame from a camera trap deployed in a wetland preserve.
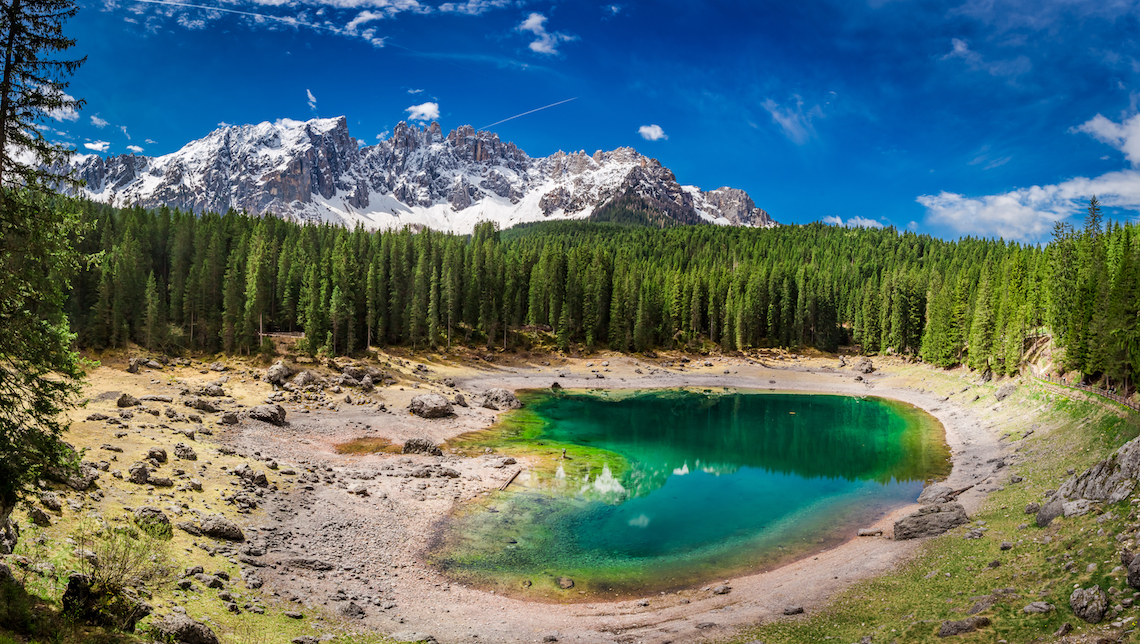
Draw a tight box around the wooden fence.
[1030,371,1140,413]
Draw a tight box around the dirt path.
[210,354,1008,644]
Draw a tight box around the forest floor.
[3,346,1138,644]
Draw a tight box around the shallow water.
[429,389,950,598]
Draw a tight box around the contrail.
[479,97,578,130]
[128,0,346,35]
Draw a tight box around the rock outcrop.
[893,502,969,540]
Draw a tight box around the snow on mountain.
[71,116,777,233]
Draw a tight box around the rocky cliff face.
[72,116,777,234]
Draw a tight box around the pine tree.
[144,270,161,350]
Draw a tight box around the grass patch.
[334,436,402,455]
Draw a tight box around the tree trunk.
[0,0,21,189]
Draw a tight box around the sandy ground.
[72,351,1010,644]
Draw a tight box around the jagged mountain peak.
[71,115,776,233]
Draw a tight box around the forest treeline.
[66,198,1140,393]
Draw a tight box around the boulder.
[1023,601,1055,614]
[0,518,16,555]
[39,492,62,511]
[221,411,239,425]
[938,616,990,637]
[86,413,109,421]
[147,447,167,463]
[133,507,171,536]
[247,404,286,425]
[1036,498,1064,528]
[340,602,365,619]
[174,443,197,461]
[1063,499,1094,517]
[783,606,804,615]
[454,393,468,407]
[917,484,954,504]
[210,362,227,372]
[291,370,319,388]
[199,515,244,542]
[893,502,969,540]
[995,381,1018,401]
[196,384,225,397]
[402,438,443,456]
[480,388,522,410]
[360,375,374,393]
[116,393,140,408]
[151,613,220,644]
[1055,435,1140,504]
[184,397,218,414]
[408,394,454,419]
[264,361,292,386]
[1069,585,1108,623]
[557,576,574,589]
[1121,550,1140,589]
[853,357,875,374]
[128,463,150,485]
[27,505,51,527]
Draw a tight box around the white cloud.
[822,215,885,229]
[345,9,382,33]
[638,124,667,141]
[405,101,439,122]
[127,145,144,153]
[942,38,1031,78]
[48,90,79,122]
[761,96,822,145]
[307,88,318,111]
[84,140,110,152]
[145,138,156,144]
[438,0,510,15]
[120,125,130,140]
[90,115,109,128]
[407,88,423,94]
[516,13,576,55]
[918,111,1140,241]
[177,14,206,29]
[604,4,623,16]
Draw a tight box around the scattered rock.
[1023,601,1055,614]
[938,616,990,637]
[402,437,443,456]
[26,505,51,527]
[264,361,292,386]
[557,576,574,589]
[221,411,239,425]
[339,602,365,619]
[917,485,954,504]
[1036,499,1064,528]
[147,447,167,463]
[454,393,468,407]
[480,388,522,411]
[152,613,220,644]
[286,558,334,571]
[857,528,883,537]
[283,611,304,619]
[174,443,197,461]
[783,606,804,615]
[1070,585,1108,623]
[247,404,286,426]
[128,463,150,485]
[132,507,170,535]
[853,358,874,374]
[893,502,969,540]
[712,584,731,595]
[1024,502,1040,515]
[199,515,244,542]
[408,394,454,418]
[116,393,139,408]
[86,413,109,421]
[39,492,62,511]
[995,382,1018,401]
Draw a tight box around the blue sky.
[53,0,1140,241]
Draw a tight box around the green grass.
[734,367,1140,644]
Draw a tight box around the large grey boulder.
[151,613,220,644]
[408,394,453,419]
[199,514,244,542]
[1056,435,1140,504]
[264,361,292,386]
[247,404,286,425]
[995,381,1018,401]
[1121,550,1140,589]
[1036,498,1064,527]
[1069,585,1108,623]
[481,388,522,411]
[917,484,954,504]
[893,502,969,540]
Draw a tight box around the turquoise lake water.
[429,389,950,598]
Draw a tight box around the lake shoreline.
[210,352,1006,644]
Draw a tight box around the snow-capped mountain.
[71,116,777,233]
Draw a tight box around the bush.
[71,517,173,594]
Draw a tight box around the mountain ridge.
[70,116,777,233]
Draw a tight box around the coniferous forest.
[67,197,1140,395]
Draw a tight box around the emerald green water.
[429,389,950,599]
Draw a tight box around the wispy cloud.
[918,111,1140,241]
[407,88,423,94]
[516,13,576,55]
[84,140,111,152]
[823,215,884,229]
[761,96,822,145]
[120,125,130,140]
[638,124,667,141]
[127,144,144,153]
[406,101,439,121]
[145,138,157,144]
[91,115,109,128]
[941,38,1031,79]
[307,88,318,112]
[438,0,509,15]
[47,90,79,122]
